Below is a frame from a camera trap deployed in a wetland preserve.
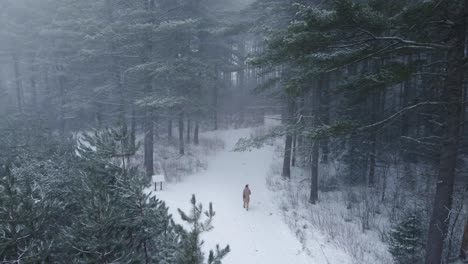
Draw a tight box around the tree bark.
[281,98,295,178]
[310,139,319,204]
[194,119,199,145]
[367,63,383,188]
[178,112,185,155]
[425,2,467,263]
[186,118,191,144]
[461,219,468,260]
[142,0,155,179]
[29,56,38,111]
[238,40,246,127]
[213,69,220,130]
[213,84,218,130]
[368,139,376,187]
[12,54,23,113]
[309,78,321,204]
[320,73,330,163]
[131,104,136,148]
[144,105,154,177]
[168,119,173,141]
[282,134,293,178]
[291,134,297,167]
[56,62,66,136]
[105,0,126,124]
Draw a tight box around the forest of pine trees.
[240,0,468,263]
[0,0,467,263]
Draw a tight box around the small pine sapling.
[176,195,230,264]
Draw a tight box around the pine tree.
[176,195,230,264]
[389,213,425,264]
[67,127,180,263]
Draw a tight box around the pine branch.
[356,28,450,49]
[325,42,399,72]
[357,102,446,132]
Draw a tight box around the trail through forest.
[152,128,349,264]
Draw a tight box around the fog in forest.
[0,1,467,264]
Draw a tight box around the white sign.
[152,174,165,183]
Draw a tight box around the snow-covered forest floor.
[145,127,353,264]
[134,133,225,182]
[266,144,393,263]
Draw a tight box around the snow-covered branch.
[358,102,446,131]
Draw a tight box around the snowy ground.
[147,128,351,264]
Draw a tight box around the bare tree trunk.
[213,69,220,130]
[186,117,191,144]
[291,134,297,167]
[29,56,38,111]
[309,78,321,204]
[238,40,246,127]
[213,84,218,130]
[425,2,466,262]
[194,119,199,145]
[401,55,416,189]
[12,54,23,113]
[131,104,136,147]
[320,73,330,163]
[281,98,295,178]
[310,139,319,204]
[105,0,126,124]
[168,119,173,141]
[282,134,293,178]
[144,105,154,177]
[178,112,185,155]
[367,70,383,188]
[56,62,66,137]
[368,131,377,187]
[96,105,103,129]
[461,219,468,260]
[142,0,155,179]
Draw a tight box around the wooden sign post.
[152,174,165,191]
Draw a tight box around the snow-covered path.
[153,128,324,264]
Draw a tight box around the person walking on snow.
[243,184,251,211]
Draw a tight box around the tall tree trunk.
[425,2,466,263]
[401,55,416,189]
[213,69,220,130]
[368,93,378,188]
[12,54,23,113]
[144,105,154,177]
[368,138,376,187]
[310,139,319,204]
[131,104,136,148]
[281,98,295,178]
[105,0,126,124]
[461,218,468,260]
[367,60,381,188]
[238,40,246,127]
[186,117,191,144]
[142,0,155,178]
[282,134,293,178]
[29,56,38,111]
[43,64,51,106]
[310,78,321,204]
[56,63,66,137]
[168,119,173,141]
[178,112,185,155]
[320,73,330,163]
[96,104,103,129]
[194,119,199,145]
[213,86,218,130]
[297,96,305,164]
[291,134,297,167]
